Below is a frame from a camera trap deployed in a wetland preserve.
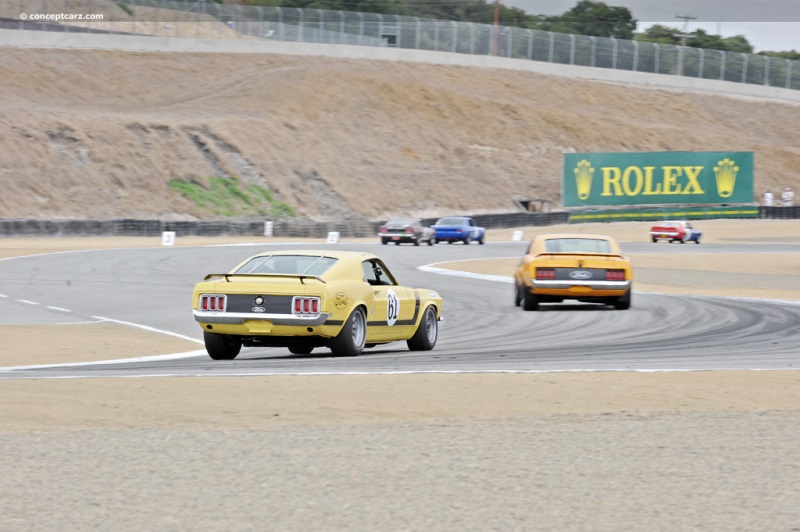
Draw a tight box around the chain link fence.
[5,0,798,91]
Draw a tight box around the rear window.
[544,238,612,254]
[235,255,338,276]
[436,217,464,225]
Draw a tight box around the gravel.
[2,411,799,531]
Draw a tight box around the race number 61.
[387,289,399,326]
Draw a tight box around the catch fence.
[6,0,800,91]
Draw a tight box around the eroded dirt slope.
[1,47,799,221]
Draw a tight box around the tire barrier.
[0,212,569,238]
[0,208,793,238]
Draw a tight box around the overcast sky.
[502,0,800,52]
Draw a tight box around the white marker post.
[161,231,176,246]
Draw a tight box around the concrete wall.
[2,28,800,104]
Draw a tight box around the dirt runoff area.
[1,218,799,428]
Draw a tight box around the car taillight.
[200,294,226,312]
[292,296,321,315]
[606,269,626,281]
[535,268,556,280]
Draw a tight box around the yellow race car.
[513,234,633,311]
[193,250,442,359]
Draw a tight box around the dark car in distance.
[378,218,435,246]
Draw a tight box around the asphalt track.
[2,240,800,379]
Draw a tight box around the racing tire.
[522,291,539,311]
[613,288,632,310]
[330,307,367,357]
[288,344,314,355]
[407,306,438,351]
[204,331,242,360]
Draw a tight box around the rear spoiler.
[203,273,326,284]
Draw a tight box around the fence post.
[611,37,618,69]
[653,43,660,73]
[527,29,533,60]
[786,59,792,89]
[741,53,748,83]
[297,7,303,42]
[698,48,704,78]
[469,23,475,55]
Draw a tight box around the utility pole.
[492,0,500,56]
[674,14,696,76]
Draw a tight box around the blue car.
[432,216,486,245]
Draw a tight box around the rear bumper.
[194,310,332,327]
[381,233,418,242]
[434,232,466,239]
[530,279,630,296]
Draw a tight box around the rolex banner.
[563,151,754,207]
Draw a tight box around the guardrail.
[3,209,798,238]
[0,212,568,237]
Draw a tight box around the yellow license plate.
[244,320,272,333]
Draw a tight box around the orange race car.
[513,234,633,311]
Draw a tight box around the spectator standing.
[763,190,774,206]
[781,187,794,206]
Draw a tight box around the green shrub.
[116,2,134,16]
[169,177,296,218]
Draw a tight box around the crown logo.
[574,159,594,200]
[713,158,738,198]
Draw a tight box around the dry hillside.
[1,45,799,221]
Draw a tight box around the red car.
[649,221,702,244]
[378,218,435,246]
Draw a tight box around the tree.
[538,0,636,39]
[760,50,800,60]
[634,24,679,45]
